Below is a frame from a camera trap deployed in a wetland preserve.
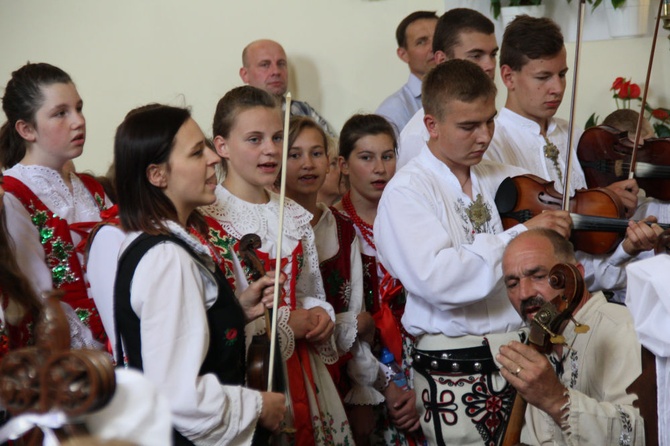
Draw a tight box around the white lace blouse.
[201,185,338,365]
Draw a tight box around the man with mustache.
[498,228,645,445]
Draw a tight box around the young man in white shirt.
[398,8,499,169]
[375,59,572,446]
[486,15,661,293]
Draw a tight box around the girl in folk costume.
[0,173,41,362]
[332,114,424,446]
[283,117,384,446]
[0,62,109,346]
[112,104,285,445]
[201,86,353,445]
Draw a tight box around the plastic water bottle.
[380,347,408,390]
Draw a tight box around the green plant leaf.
[612,0,626,9]
[585,112,600,129]
[491,0,502,19]
[654,123,670,138]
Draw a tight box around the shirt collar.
[500,107,558,136]
[408,73,422,99]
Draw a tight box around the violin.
[238,234,296,444]
[502,263,587,446]
[578,0,670,203]
[578,125,670,201]
[496,174,670,254]
[239,234,275,391]
[496,174,627,254]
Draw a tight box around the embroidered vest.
[318,208,357,314]
[318,209,358,398]
[3,174,107,343]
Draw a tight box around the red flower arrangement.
[586,77,670,137]
[610,77,641,107]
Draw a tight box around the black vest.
[114,233,246,445]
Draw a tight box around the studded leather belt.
[412,345,498,375]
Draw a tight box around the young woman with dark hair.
[113,104,285,445]
[1,62,111,346]
[334,114,424,446]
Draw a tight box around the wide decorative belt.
[412,344,497,375]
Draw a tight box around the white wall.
[1,0,669,175]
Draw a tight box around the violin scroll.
[528,263,585,354]
[239,233,265,281]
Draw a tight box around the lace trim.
[617,405,633,446]
[62,302,104,351]
[164,221,211,258]
[203,186,327,312]
[345,385,386,406]
[6,164,100,221]
[276,307,294,361]
[376,363,394,392]
[202,186,312,241]
[313,334,339,365]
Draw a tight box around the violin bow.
[267,92,292,391]
[629,0,666,179]
[562,0,587,210]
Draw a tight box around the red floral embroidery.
[226,328,237,340]
[224,328,238,345]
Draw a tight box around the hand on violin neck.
[497,341,569,427]
[605,179,639,218]
[622,216,664,256]
[239,273,280,321]
[523,210,572,239]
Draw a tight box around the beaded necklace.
[341,191,376,250]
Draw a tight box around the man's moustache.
[520,296,547,321]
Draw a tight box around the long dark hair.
[338,114,397,160]
[0,62,72,168]
[114,104,206,235]
[0,195,42,322]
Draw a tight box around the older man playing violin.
[498,228,645,445]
